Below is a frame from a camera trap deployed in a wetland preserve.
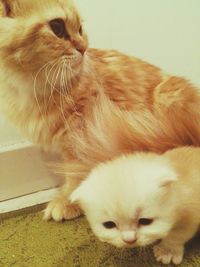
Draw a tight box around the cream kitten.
[70,146,200,265]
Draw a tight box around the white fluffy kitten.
[70,147,200,265]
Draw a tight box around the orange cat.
[0,0,200,221]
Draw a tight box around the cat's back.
[87,48,165,109]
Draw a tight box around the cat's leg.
[44,160,92,221]
[44,177,83,221]
[153,221,198,265]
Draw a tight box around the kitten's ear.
[159,172,177,188]
[70,176,94,205]
[69,186,83,204]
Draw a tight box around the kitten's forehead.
[82,153,175,218]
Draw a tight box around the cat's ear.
[159,172,177,188]
[0,0,11,17]
[69,185,84,205]
[0,0,16,18]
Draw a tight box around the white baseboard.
[0,188,58,214]
[0,137,64,213]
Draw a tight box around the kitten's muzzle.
[123,238,137,246]
[121,230,137,246]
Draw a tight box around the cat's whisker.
[59,61,68,124]
[64,61,74,100]
[45,59,63,113]
[65,61,77,108]
[50,61,70,121]
[67,62,74,89]
[44,59,60,113]
[61,61,73,122]
[60,60,78,130]
[46,60,60,88]
[43,61,59,127]
[60,60,69,98]
[43,62,53,114]
[33,61,53,122]
[59,59,73,103]
[50,63,62,106]
[44,59,59,89]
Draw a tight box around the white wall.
[76,0,200,86]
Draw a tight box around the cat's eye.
[103,221,117,229]
[49,18,69,39]
[138,218,154,226]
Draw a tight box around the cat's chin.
[61,54,84,68]
[99,236,159,249]
[111,242,137,249]
[99,238,137,248]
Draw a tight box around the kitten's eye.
[138,218,154,226]
[79,25,83,35]
[49,18,69,39]
[103,221,117,229]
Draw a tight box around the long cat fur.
[0,0,200,220]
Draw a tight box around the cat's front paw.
[153,243,184,265]
[43,197,83,221]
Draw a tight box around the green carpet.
[0,208,200,267]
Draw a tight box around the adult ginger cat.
[0,0,200,221]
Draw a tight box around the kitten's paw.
[153,243,184,265]
[43,197,83,221]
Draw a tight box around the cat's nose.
[76,48,85,55]
[121,231,137,245]
[123,238,137,245]
[72,39,87,55]
[76,46,86,55]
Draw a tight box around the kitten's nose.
[123,238,137,245]
[121,231,137,245]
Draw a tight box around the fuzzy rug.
[0,207,200,267]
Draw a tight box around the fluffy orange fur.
[0,0,200,220]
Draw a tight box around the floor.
[0,207,200,267]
